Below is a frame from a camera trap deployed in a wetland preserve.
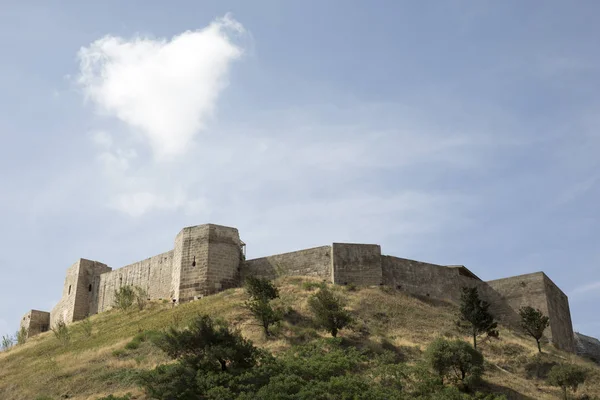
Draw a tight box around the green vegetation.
[135,287,149,311]
[308,286,353,337]
[114,286,136,310]
[51,319,71,347]
[547,363,588,400]
[16,326,28,345]
[1,334,13,351]
[519,306,550,353]
[425,338,484,389]
[244,277,282,337]
[457,287,499,349]
[0,277,599,400]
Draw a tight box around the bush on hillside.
[114,286,136,311]
[547,363,588,400]
[1,334,13,351]
[308,287,353,337]
[52,319,71,347]
[16,326,28,345]
[135,286,149,310]
[425,338,484,390]
[153,314,260,371]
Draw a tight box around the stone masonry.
[20,223,597,357]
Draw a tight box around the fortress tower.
[171,224,243,302]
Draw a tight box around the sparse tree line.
[88,279,593,400]
[2,280,591,399]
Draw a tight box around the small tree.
[308,287,353,337]
[1,335,13,351]
[457,287,498,349]
[245,276,279,302]
[547,363,587,400]
[425,338,484,389]
[114,285,136,311]
[16,327,28,345]
[154,314,259,371]
[519,306,550,353]
[52,319,71,347]
[244,277,282,337]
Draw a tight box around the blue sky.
[1,1,599,340]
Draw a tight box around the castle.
[19,223,600,362]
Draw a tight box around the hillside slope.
[1,277,598,400]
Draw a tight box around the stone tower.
[50,259,111,327]
[171,224,243,303]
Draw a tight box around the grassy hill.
[1,277,599,400]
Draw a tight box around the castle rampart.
[487,272,575,352]
[20,223,593,356]
[97,250,174,313]
[240,245,332,281]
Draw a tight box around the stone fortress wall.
[19,223,600,360]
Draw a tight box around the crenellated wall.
[22,222,593,357]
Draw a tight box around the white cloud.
[78,14,244,160]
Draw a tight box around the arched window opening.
[68,285,72,295]
[89,284,92,292]
[192,256,196,267]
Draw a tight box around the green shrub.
[114,286,136,311]
[302,281,326,291]
[16,327,28,345]
[135,286,149,311]
[96,394,132,400]
[124,339,141,350]
[51,320,71,347]
[425,338,484,389]
[547,363,588,400]
[308,287,353,337]
[1,334,13,351]
[154,314,260,371]
[112,349,126,358]
[346,283,358,292]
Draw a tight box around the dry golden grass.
[0,276,598,399]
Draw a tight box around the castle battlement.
[21,223,592,357]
